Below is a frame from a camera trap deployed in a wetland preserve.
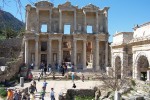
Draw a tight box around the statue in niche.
[63,42,70,48]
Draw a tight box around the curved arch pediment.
[58,1,78,9]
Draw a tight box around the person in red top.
[7,89,13,100]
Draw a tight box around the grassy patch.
[75,96,94,100]
[0,34,6,40]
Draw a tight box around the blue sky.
[1,0,150,42]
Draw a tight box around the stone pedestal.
[106,67,112,76]
[147,70,150,81]
[20,77,24,87]
[114,91,121,100]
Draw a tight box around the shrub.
[0,88,7,97]
[131,79,136,86]
[75,96,94,100]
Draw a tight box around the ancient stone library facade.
[111,22,150,81]
[24,1,110,70]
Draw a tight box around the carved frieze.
[73,34,87,40]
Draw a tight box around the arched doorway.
[115,56,121,79]
[137,55,149,81]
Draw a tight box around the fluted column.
[95,39,100,70]
[25,39,29,65]
[96,11,99,33]
[35,38,39,69]
[47,39,52,65]
[59,10,62,33]
[73,40,77,69]
[83,10,87,33]
[83,40,86,70]
[74,10,76,32]
[49,10,52,33]
[58,40,62,65]
[105,41,108,67]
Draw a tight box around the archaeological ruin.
[24,1,110,70]
[111,22,150,81]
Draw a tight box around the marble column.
[74,10,77,32]
[58,40,62,65]
[73,40,77,69]
[36,9,39,32]
[35,38,39,69]
[95,39,100,70]
[105,41,108,67]
[83,40,86,70]
[59,10,62,33]
[147,70,150,81]
[25,9,29,31]
[47,39,52,65]
[49,10,52,33]
[83,10,87,33]
[25,39,29,65]
[96,11,99,33]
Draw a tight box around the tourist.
[50,88,55,100]
[44,65,47,75]
[17,90,22,100]
[32,79,37,92]
[28,72,33,82]
[13,90,19,100]
[30,62,34,69]
[72,83,76,88]
[6,88,13,100]
[40,62,44,76]
[48,64,52,73]
[71,72,75,82]
[43,79,48,91]
[38,73,41,81]
[81,74,85,82]
[62,65,65,76]
[29,84,35,94]
[40,87,46,100]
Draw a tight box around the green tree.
[3,27,17,39]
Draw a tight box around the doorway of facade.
[41,54,47,66]
[63,51,71,62]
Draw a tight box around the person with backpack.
[13,90,19,100]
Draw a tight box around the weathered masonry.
[24,1,109,70]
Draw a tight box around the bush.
[0,88,7,97]
[75,96,94,100]
[131,79,136,86]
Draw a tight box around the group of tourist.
[38,62,75,77]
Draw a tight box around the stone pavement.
[15,79,103,100]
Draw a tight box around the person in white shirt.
[50,88,55,100]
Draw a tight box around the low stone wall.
[65,89,95,100]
